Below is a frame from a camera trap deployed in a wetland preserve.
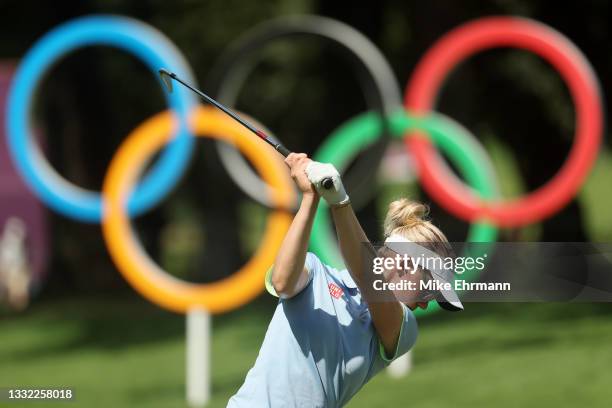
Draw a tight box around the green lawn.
[1,295,611,407]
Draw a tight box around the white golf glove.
[305,162,350,207]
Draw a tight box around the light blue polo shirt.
[227,252,418,408]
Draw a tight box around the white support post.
[186,308,211,407]
[386,350,412,378]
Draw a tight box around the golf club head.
[158,68,174,93]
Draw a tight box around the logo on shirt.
[328,282,344,299]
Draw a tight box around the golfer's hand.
[285,153,316,195]
[305,161,350,207]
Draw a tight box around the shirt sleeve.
[264,252,318,298]
[378,303,419,363]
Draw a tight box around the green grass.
[1,296,611,407]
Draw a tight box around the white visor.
[384,234,464,311]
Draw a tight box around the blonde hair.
[383,198,452,257]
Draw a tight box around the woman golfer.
[228,153,463,407]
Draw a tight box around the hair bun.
[384,198,429,236]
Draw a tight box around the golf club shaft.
[159,69,333,189]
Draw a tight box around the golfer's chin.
[405,302,429,311]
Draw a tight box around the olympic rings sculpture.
[405,17,602,227]
[4,15,603,315]
[102,106,294,313]
[311,111,499,317]
[206,15,402,211]
[6,16,197,222]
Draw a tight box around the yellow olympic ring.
[102,106,294,314]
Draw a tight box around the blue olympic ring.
[5,15,197,222]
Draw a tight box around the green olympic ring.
[311,110,499,317]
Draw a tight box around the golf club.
[158,68,334,190]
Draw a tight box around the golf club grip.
[275,144,291,157]
[274,144,334,190]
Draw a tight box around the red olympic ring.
[404,17,603,227]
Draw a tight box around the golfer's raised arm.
[305,161,404,357]
[270,153,320,298]
[332,204,404,355]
